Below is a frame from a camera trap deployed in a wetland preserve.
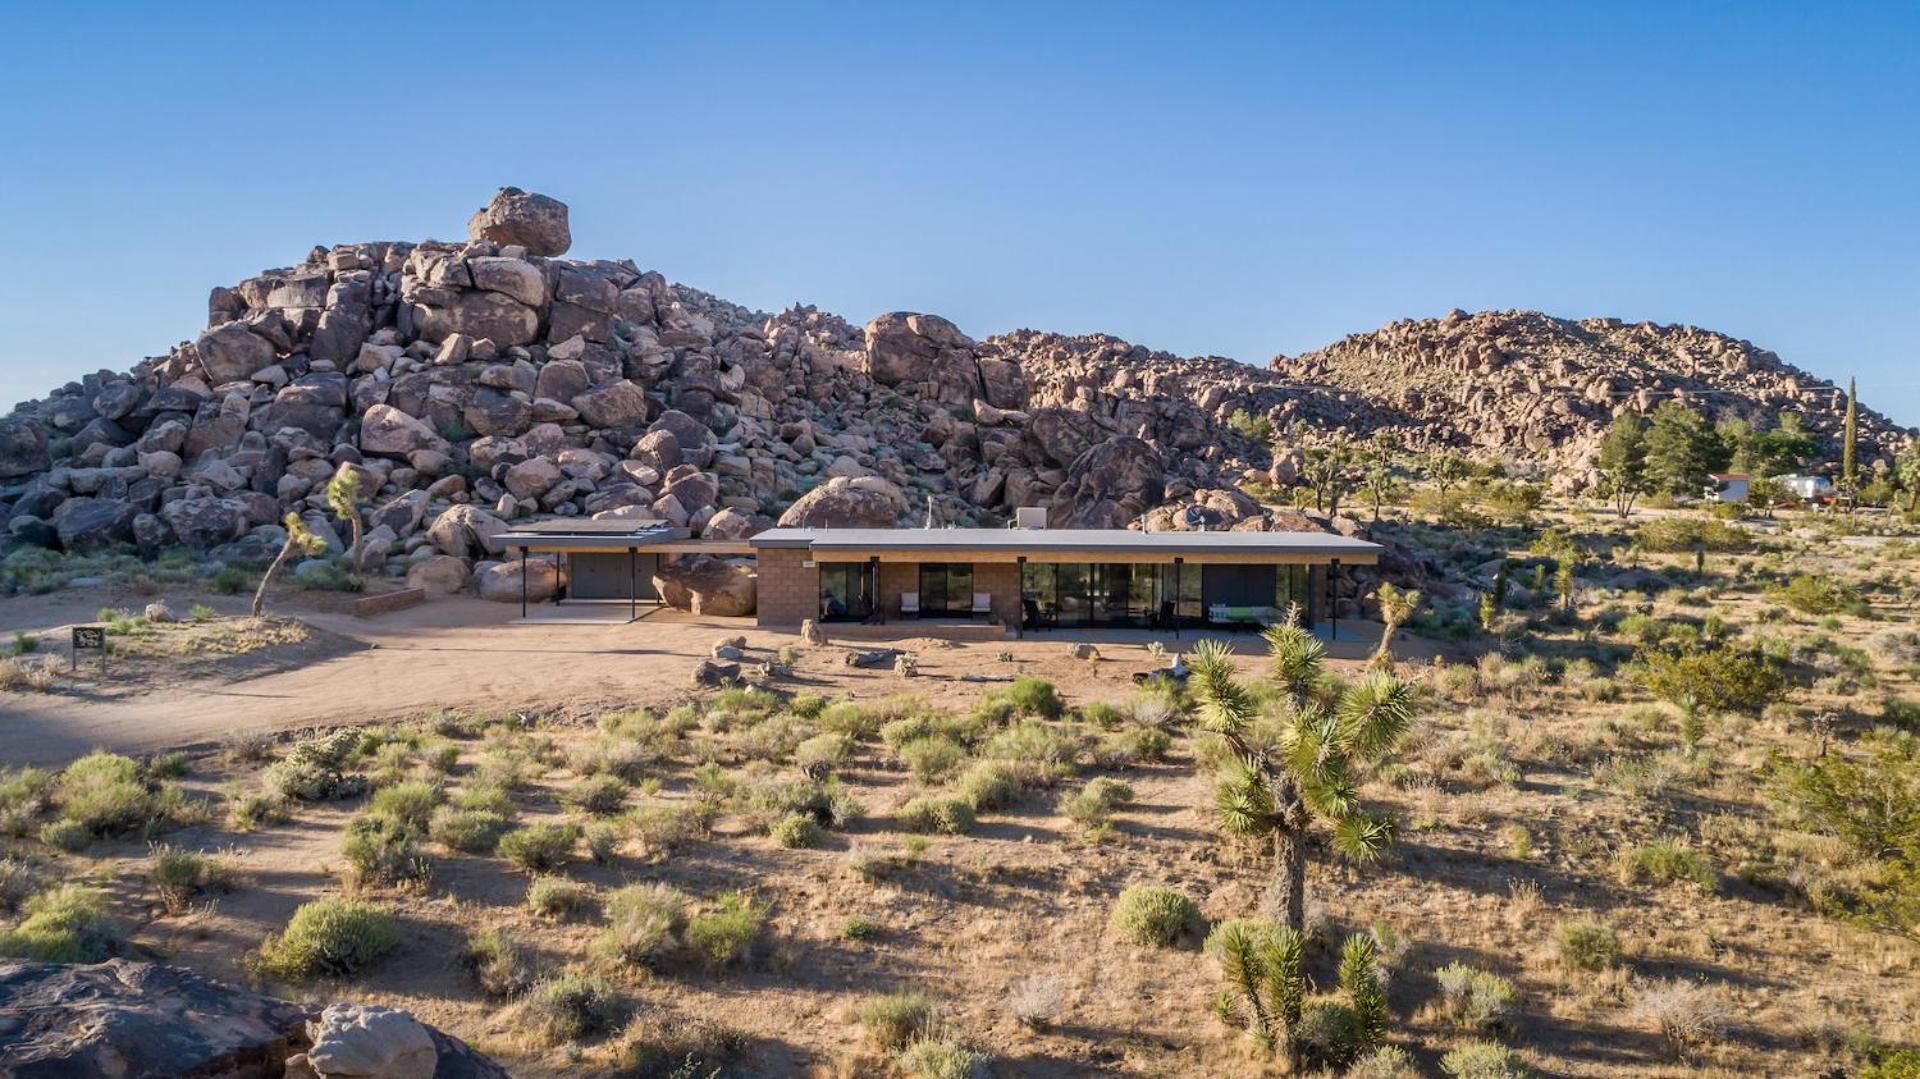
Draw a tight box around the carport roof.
[748,527,1381,558]
[496,521,689,550]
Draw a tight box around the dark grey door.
[1200,564,1277,609]
[569,552,658,600]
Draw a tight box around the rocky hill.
[1276,308,1909,466]
[0,190,1909,597]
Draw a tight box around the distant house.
[1705,473,1749,503]
[1774,474,1835,502]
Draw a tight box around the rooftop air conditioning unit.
[1014,507,1047,530]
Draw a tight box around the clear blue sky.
[2,1,1915,425]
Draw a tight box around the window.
[819,563,872,622]
[916,563,974,616]
[1275,565,1311,625]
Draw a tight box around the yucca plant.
[1209,920,1389,1070]
[1190,635,1416,933]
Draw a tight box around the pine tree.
[1597,412,1651,518]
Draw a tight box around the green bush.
[1348,1046,1421,1079]
[1768,574,1869,617]
[151,846,234,915]
[1109,885,1200,947]
[898,1037,984,1079]
[817,700,883,739]
[0,766,52,836]
[1617,839,1717,890]
[898,735,965,783]
[253,898,399,980]
[856,989,933,1051]
[686,891,768,968]
[1639,647,1787,718]
[38,818,92,852]
[1059,776,1134,827]
[897,796,975,835]
[1434,962,1518,1030]
[795,732,854,772]
[770,812,825,849]
[1555,919,1621,971]
[367,779,443,832]
[1635,517,1752,554]
[618,1014,745,1076]
[595,883,689,966]
[340,814,430,891]
[951,760,1023,812]
[0,884,116,962]
[429,806,511,854]
[1440,1041,1535,1078]
[54,751,172,840]
[527,971,625,1043]
[561,774,629,815]
[982,722,1088,779]
[497,823,579,874]
[526,876,595,919]
[461,927,532,998]
[1005,677,1064,718]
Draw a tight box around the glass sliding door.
[1019,561,1169,628]
[819,563,872,622]
[1021,562,1057,628]
[1275,565,1310,625]
[917,563,974,616]
[1055,563,1091,626]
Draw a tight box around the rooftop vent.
[1014,507,1047,530]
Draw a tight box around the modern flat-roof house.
[493,520,753,615]
[749,527,1381,634]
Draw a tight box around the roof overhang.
[749,527,1381,563]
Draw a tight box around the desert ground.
[0,502,1916,1078]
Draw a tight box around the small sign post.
[71,625,106,674]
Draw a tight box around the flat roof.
[749,527,1381,557]
[496,521,688,551]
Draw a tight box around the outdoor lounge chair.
[900,592,920,617]
[971,592,992,619]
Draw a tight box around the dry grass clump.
[526,970,625,1044]
[149,845,237,915]
[461,926,533,998]
[40,751,192,850]
[595,882,690,967]
[496,823,579,874]
[1439,1040,1535,1077]
[1059,776,1133,831]
[526,876,595,919]
[685,891,770,969]
[898,1036,985,1078]
[1615,838,1717,890]
[0,654,59,692]
[1554,919,1621,971]
[1433,962,1519,1032]
[1005,972,1065,1029]
[560,774,629,815]
[856,989,934,1051]
[1630,978,1729,1061]
[617,1012,745,1075]
[897,795,975,835]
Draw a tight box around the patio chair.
[1022,598,1056,630]
[900,591,920,617]
[971,592,992,619]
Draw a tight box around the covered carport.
[493,521,754,620]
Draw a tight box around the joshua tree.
[1368,583,1420,668]
[1189,637,1416,935]
[325,468,364,563]
[1842,376,1859,499]
[1554,560,1577,616]
[1211,922,1387,1070]
[1425,451,1470,497]
[253,513,328,618]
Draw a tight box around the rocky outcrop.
[1,192,1909,597]
[0,960,503,1079]
[654,555,756,617]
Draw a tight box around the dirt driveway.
[0,585,1398,766]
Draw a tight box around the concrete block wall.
[756,548,818,627]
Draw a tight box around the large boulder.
[0,960,309,1077]
[294,1003,436,1079]
[406,555,471,596]
[195,321,278,384]
[863,312,978,396]
[359,404,446,458]
[777,475,907,529]
[426,505,508,559]
[0,417,50,479]
[411,291,539,348]
[465,187,571,257]
[645,410,713,467]
[53,497,138,552]
[473,558,563,603]
[572,381,651,429]
[160,497,250,549]
[653,555,756,617]
[1047,436,1164,529]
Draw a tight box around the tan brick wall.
[755,548,819,628]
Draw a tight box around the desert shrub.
[262,731,365,802]
[527,971,625,1043]
[1078,701,1126,729]
[226,789,290,832]
[1769,574,1869,617]
[1639,646,1787,719]
[817,700,884,739]
[52,751,176,841]
[898,1038,984,1079]
[147,752,189,779]
[526,876,595,919]
[952,760,1023,812]
[0,766,52,836]
[1005,677,1064,718]
[1631,978,1728,1061]
[1860,1049,1920,1079]
[581,820,624,863]
[1555,919,1621,970]
[0,884,116,962]
[561,774,629,816]
[461,927,532,998]
[497,823,579,874]
[628,801,711,855]
[898,735,965,783]
[618,1013,745,1076]
[686,891,768,968]
[982,722,1087,779]
[1440,1041,1535,1078]
[0,856,39,913]
[452,782,516,816]
[0,655,59,692]
[1617,839,1717,890]
[1434,962,1518,1030]
[795,732,855,772]
[428,806,511,854]
[897,795,975,835]
[150,846,234,915]
[569,739,652,784]
[37,819,91,852]
[1059,776,1133,828]
[1348,1046,1420,1079]
[595,883,689,966]
[340,814,430,891]
[788,693,828,719]
[366,779,443,832]
[857,990,934,1051]
[1636,517,1751,554]
[1100,725,1172,764]
[1109,885,1200,947]
[770,812,825,849]
[253,898,399,981]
